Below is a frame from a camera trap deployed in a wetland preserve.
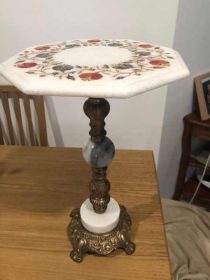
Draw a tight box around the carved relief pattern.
[89,167,111,213]
[68,206,135,262]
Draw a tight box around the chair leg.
[173,119,192,200]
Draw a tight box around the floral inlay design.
[14,39,174,81]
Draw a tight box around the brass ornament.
[68,205,135,262]
[83,98,111,213]
[89,166,110,214]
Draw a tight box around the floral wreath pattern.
[14,39,174,82]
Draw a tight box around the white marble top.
[0,39,189,98]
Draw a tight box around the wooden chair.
[0,85,48,146]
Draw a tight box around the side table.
[0,38,188,261]
[174,113,210,200]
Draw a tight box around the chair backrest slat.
[1,94,15,145]
[13,93,25,145]
[0,85,48,146]
[22,94,36,146]
[33,96,48,146]
[0,118,4,145]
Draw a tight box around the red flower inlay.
[34,45,51,50]
[139,44,153,48]
[87,39,101,43]
[17,62,38,68]
[79,72,103,81]
[149,60,169,66]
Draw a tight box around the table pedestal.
[68,98,135,262]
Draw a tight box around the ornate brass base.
[68,205,135,262]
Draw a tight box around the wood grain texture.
[0,146,171,280]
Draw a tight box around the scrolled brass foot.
[68,206,135,262]
[70,249,83,263]
[125,241,136,255]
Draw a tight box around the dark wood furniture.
[0,85,48,146]
[0,146,172,280]
[174,113,210,200]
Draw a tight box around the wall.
[0,0,179,162]
[158,0,210,197]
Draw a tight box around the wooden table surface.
[0,146,171,280]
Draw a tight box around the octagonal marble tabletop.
[0,39,189,98]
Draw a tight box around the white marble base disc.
[80,198,120,234]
